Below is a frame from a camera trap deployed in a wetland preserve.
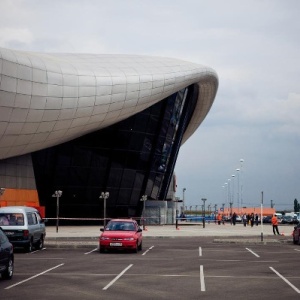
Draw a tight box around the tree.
[294,199,300,212]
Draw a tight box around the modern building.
[0,47,218,221]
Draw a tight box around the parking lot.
[1,236,300,299]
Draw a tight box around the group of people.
[241,212,259,227]
[215,212,281,235]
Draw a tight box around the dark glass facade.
[31,84,198,220]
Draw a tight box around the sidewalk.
[44,223,294,248]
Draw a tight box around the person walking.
[232,212,237,226]
[242,213,247,227]
[255,214,259,226]
[271,214,280,235]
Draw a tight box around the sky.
[0,0,299,212]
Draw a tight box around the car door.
[0,230,8,272]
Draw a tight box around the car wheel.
[133,242,138,253]
[99,247,104,253]
[138,241,142,251]
[36,236,44,250]
[2,256,14,280]
[293,237,297,244]
[26,239,33,253]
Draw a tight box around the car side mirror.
[137,228,142,232]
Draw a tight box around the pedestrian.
[271,214,280,235]
[242,213,247,227]
[250,213,254,227]
[232,212,237,226]
[217,213,222,225]
[255,214,259,226]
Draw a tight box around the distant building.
[0,47,218,220]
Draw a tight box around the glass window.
[0,213,24,226]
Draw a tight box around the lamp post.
[236,168,240,212]
[261,191,264,242]
[140,195,147,230]
[182,188,186,214]
[201,198,207,228]
[240,159,244,208]
[52,190,62,233]
[99,192,109,227]
[231,174,235,207]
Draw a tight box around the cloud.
[0,28,34,47]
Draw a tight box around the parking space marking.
[200,265,205,292]
[84,248,98,255]
[142,245,154,256]
[294,249,300,252]
[5,263,65,290]
[199,247,202,256]
[103,264,133,290]
[246,248,260,257]
[270,267,300,294]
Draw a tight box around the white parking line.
[270,267,300,294]
[246,248,260,257]
[142,245,154,256]
[84,248,98,254]
[5,263,65,290]
[200,265,205,292]
[103,264,133,290]
[199,247,202,257]
[294,249,300,252]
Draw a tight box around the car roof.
[0,206,38,213]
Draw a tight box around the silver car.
[0,206,46,252]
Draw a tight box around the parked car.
[0,206,46,252]
[281,215,299,225]
[263,216,272,223]
[292,223,300,245]
[0,227,14,280]
[99,219,143,253]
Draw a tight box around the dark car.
[263,216,272,223]
[99,219,143,253]
[292,223,300,245]
[0,227,14,280]
[281,215,299,225]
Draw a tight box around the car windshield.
[0,213,24,226]
[105,221,136,231]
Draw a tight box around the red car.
[99,219,143,253]
[293,223,300,245]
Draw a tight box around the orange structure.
[220,207,275,217]
[0,188,45,218]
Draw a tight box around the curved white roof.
[0,47,218,160]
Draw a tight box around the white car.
[0,206,46,252]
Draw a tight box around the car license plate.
[110,242,122,247]
[4,231,15,236]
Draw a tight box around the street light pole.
[201,198,207,228]
[261,191,264,242]
[52,190,62,233]
[236,168,240,212]
[99,192,109,227]
[140,195,147,230]
[240,159,244,208]
[182,188,186,214]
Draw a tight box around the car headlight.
[100,237,110,240]
[123,237,135,241]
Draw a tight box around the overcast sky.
[1,0,299,212]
